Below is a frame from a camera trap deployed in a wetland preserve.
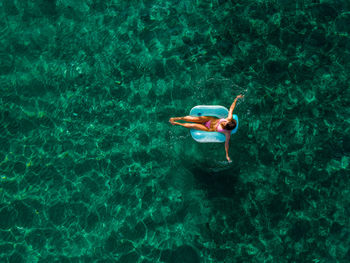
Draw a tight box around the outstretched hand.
[236,94,244,99]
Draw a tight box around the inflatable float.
[189,105,239,143]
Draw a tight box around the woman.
[169,94,244,162]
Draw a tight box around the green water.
[1,0,350,262]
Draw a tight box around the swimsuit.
[204,120,211,129]
[204,118,228,132]
[216,118,227,132]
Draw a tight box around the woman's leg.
[172,122,209,131]
[170,116,213,123]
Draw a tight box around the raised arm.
[227,94,244,121]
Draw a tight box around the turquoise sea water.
[1,0,350,262]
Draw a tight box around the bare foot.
[169,118,175,125]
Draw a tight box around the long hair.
[224,120,237,130]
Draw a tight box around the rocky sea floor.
[0,0,350,262]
